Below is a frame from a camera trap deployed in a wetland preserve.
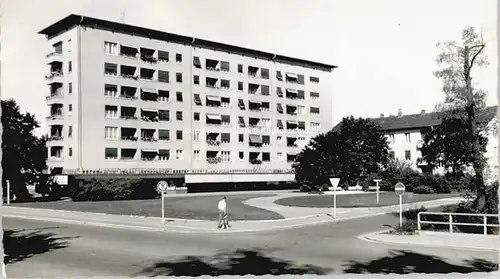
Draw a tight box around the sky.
[1,0,497,135]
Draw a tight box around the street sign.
[156,180,168,192]
[394,182,405,195]
[329,178,340,190]
[329,177,340,218]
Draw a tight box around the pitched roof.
[39,14,338,72]
[332,105,498,133]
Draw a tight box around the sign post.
[6,180,10,205]
[394,182,406,227]
[329,178,340,218]
[156,180,168,224]
[373,179,382,204]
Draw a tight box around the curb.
[358,230,500,252]
[4,205,321,224]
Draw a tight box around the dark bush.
[417,174,452,193]
[69,178,159,201]
[453,182,498,234]
[394,220,418,234]
[413,185,434,194]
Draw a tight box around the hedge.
[69,178,160,201]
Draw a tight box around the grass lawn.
[11,194,284,221]
[274,192,463,208]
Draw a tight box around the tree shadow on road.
[343,250,498,274]
[135,248,333,276]
[4,228,79,264]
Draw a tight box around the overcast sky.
[1,0,497,134]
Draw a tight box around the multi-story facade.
[352,107,498,183]
[41,14,337,185]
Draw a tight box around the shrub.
[413,185,434,194]
[394,220,418,234]
[417,174,452,193]
[69,178,159,201]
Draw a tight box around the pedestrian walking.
[217,197,230,229]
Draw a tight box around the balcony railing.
[121,136,138,141]
[206,140,221,146]
[47,113,63,119]
[46,52,62,58]
[48,135,63,141]
[120,115,138,120]
[45,72,63,80]
[207,157,222,164]
[46,94,63,101]
[119,94,138,100]
[141,137,158,142]
[120,74,138,80]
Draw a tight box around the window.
[67,39,72,52]
[261,85,270,96]
[238,64,243,73]
[176,130,183,140]
[104,126,118,140]
[193,130,200,141]
[158,129,170,141]
[193,56,202,68]
[104,84,117,97]
[193,75,200,85]
[68,82,73,94]
[158,150,170,161]
[158,50,169,63]
[310,92,320,100]
[104,106,118,119]
[158,71,169,83]
[220,61,230,72]
[389,151,395,159]
[262,152,270,162]
[104,41,118,55]
[176,92,183,102]
[297,105,305,114]
[310,122,321,132]
[261,118,270,127]
[176,53,182,63]
[104,63,118,76]
[405,150,411,160]
[194,112,200,121]
[68,126,73,137]
[310,76,320,83]
[176,72,183,83]
[176,111,183,121]
[277,136,283,145]
[68,61,72,73]
[176,149,184,160]
[277,152,283,161]
[68,147,73,157]
[158,90,170,102]
[105,148,118,160]
[238,81,243,91]
[261,68,269,79]
[389,134,395,143]
[239,134,244,142]
[310,107,320,115]
[221,151,231,162]
[405,133,411,143]
[68,104,73,115]
[194,150,201,160]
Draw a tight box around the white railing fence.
[417,212,499,235]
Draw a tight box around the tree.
[1,99,47,200]
[419,109,488,180]
[433,26,490,210]
[293,116,389,187]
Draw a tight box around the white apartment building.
[40,14,337,185]
[371,107,498,183]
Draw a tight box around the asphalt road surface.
[4,214,498,277]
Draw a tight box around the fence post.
[483,215,488,235]
[417,212,421,231]
[449,213,453,233]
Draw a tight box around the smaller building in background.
[334,106,498,183]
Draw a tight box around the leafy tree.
[293,116,389,187]
[433,26,490,210]
[419,109,488,179]
[1,99,47,200]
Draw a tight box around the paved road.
[4,214,498,277]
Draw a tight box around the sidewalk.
[3,197,464,234]
[361,230,500,252]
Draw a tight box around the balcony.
[205,59,220,71]
[120,86,138,99]
[140,88,158,102]
[206,114,222,125]
[207,157,222,164]
[104,63,118,77]
[121,149,137,161]
[140,68,155,81]
[286,105,298,115]
[141,109,159,122]
[206,139,221,146]
[46,93,63,102]
[140,149,158,161]
[121,128,137,141]
[248,66,259,78]
[120,45,139,59]
[120,65,138,80]
[120,106,138,120]
[49,146,64,161]
[140,47,157,64]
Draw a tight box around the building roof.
[332,105,498,133]
[39,14,338,72]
